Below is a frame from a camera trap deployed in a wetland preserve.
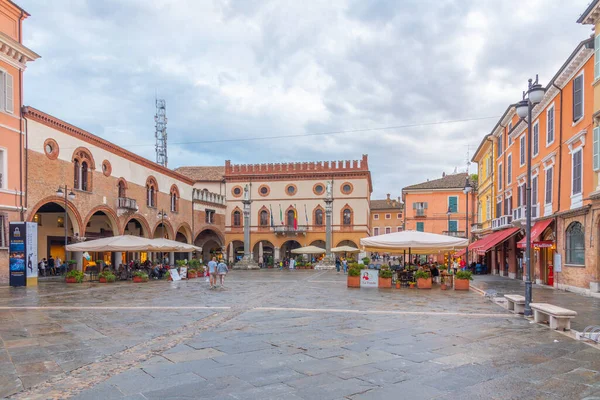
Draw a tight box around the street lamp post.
[56,186,76,264]
[157,209,168,264]
[463,178,472,267]
[515,74,545,317]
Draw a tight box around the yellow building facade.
[472,135,495,237]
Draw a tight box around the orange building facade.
[370,194,403,237]
[402,173,477,262]
[472,34,600,294]
[0,0,38,283]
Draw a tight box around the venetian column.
[234,185,259,269]
[316,181,335,269]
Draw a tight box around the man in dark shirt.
[48,255,55,275]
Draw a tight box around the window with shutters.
[0,70,14,114]
[517,184,523,207]
[507,155,513,184]
[545,167,553,205]
[487,157,492,179]
[498,162,503,190]
[373,214,379,220]
[496,201,502,219]
[547,106,555,145]
[532,122,539,157]
[233,209,242,227]
[573,73,584,123]
[504,195,512,215]
[448,196,458,213]
[532,176,538,206]
[416,222,424,232]
[519,136,525,166]
[497,133,503,157]
[594,127,599,171]
[508,122,513,145]
[486,197,491,220]
[572,148,583,195]
[448,220,458,232]
[596,34,600,80]
[413,202,427,216]
[385,213,391,219]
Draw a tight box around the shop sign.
[554,254,562,273]
[9,222,37,287]
[179,266,187,279]
[170,268,181,281]
[360,269,378,288]
[534,241,555,248]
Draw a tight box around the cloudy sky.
[19,0,591,198]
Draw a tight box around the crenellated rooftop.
[225,155,369,176]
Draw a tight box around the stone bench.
[504,294,525,314]
[530,303,577,331]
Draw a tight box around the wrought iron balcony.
[492,215,513,230]
[117,197,138,211]
[443,230,466,238]
[273,225,308,235]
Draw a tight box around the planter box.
[417,277,432,289]
[99,277,107,283]
[187,273,197,279]
[347,275,360,288]
[65,277,79,284]
[378,277,392,288]
[133,276,147,283]
[396,282,401,289]
[454,278,470,290]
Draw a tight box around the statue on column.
[326,181,332,198]
[243,184,250,201]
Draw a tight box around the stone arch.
[83,205,120,236]
[175,222,193,243]
[336,239,358,248]
[122,214,151,237]
[195,228,224,262]
[281,239,302,258]
[310,239,326,248]
[28,196,84,235]
[253,240,275,263]
[227,240,245,262]
[152,219,175,239]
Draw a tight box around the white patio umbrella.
[360,230,467,254]
[331,245,360,253]
[150,238,203,252]
[291,245,326,254]
[65,235,156,252]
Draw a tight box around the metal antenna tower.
[155,98,168,167]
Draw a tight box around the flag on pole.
[269,204,274,227]
[279,204,283,225]
[304,204,309,225]
[293,204,298,230]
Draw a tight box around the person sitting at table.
[430,264,439,282]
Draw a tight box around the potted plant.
[378,265,392,288]
[133,271,149,283]
[440,275,447,290]
[347,264,361,288]
[455,270,473,290]
[98,271,116,283]
[409,281,416,289]
[362,257,370,265]
[414,270,432,289]
[65,270,84,283]
[164,270,171,281]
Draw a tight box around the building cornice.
[0,30,39,70]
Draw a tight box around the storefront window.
[566,222,585,265]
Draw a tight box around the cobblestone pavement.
[1,270,600,399]
[471,275,600,331]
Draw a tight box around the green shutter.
[448,196,457,213]
[448,220,458,232]
[416,222,424,232]
[594,127,600,171]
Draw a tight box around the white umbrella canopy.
[331,245,360,253]
[150,238,202,252]
[65,235,156,252]
[360,230,468,254]
[291,245,326,255]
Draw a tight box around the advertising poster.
[9,222,26,287]
[360,269,379,288]
[179,266,187,279]
[170,268,181,281]
[26,222,38,280]
[554,253,562,273]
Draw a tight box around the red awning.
[477,227,521,254]
[517,219,553,249]
[453,233,495,258]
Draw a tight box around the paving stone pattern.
[0,271,599,399]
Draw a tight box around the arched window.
[566,222,585,265]
[315,209,324,225]
[146,177,158,208]
[343,208,352,225]
[287,209,295,227]
[260,210,269,226]
[81,161,88,191]
[170,185,179,212]
[118,180,126,198]
[233,210,241,227]
[74,160,80,189]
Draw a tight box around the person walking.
[207,257,218,289]
[48,255,55,276]
[342,258,348,274]
[335,258,341,273]
[217,259,229,288]
[39,258,46,277]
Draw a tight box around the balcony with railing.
[414,209,426,218]
[117,197,138,211]
[193,189,226,206]
[471,223,483,232]
[512,204,539,222]
[492,215,513,230]
[443,230,466,238]
[274,225,308,236]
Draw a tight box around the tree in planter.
[379,265,393,288]
[362,257,370,265]
[98,271,116,283]
[267,255,274,267]
[454,270,473,290]
[347,264,361,288]
[65,270,84,283]
[414,270,432,289]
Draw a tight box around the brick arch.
[71,146,96,170]
[195,228,226,247]
[170,184,180,197]
[146,175,159,192]
[116,177,128,190]
[340,204,354,226]
[152,218,175,239]
[284,205,297,226]
[175,222,193,243]
[82,205,121,236]
[27,195,84,235]
[121,214,152,237]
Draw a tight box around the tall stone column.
[316,194,335,270]
[234,198,259,269]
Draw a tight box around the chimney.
[442,172,446,177]
[397,196,401,204]
[386,193,391,204]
